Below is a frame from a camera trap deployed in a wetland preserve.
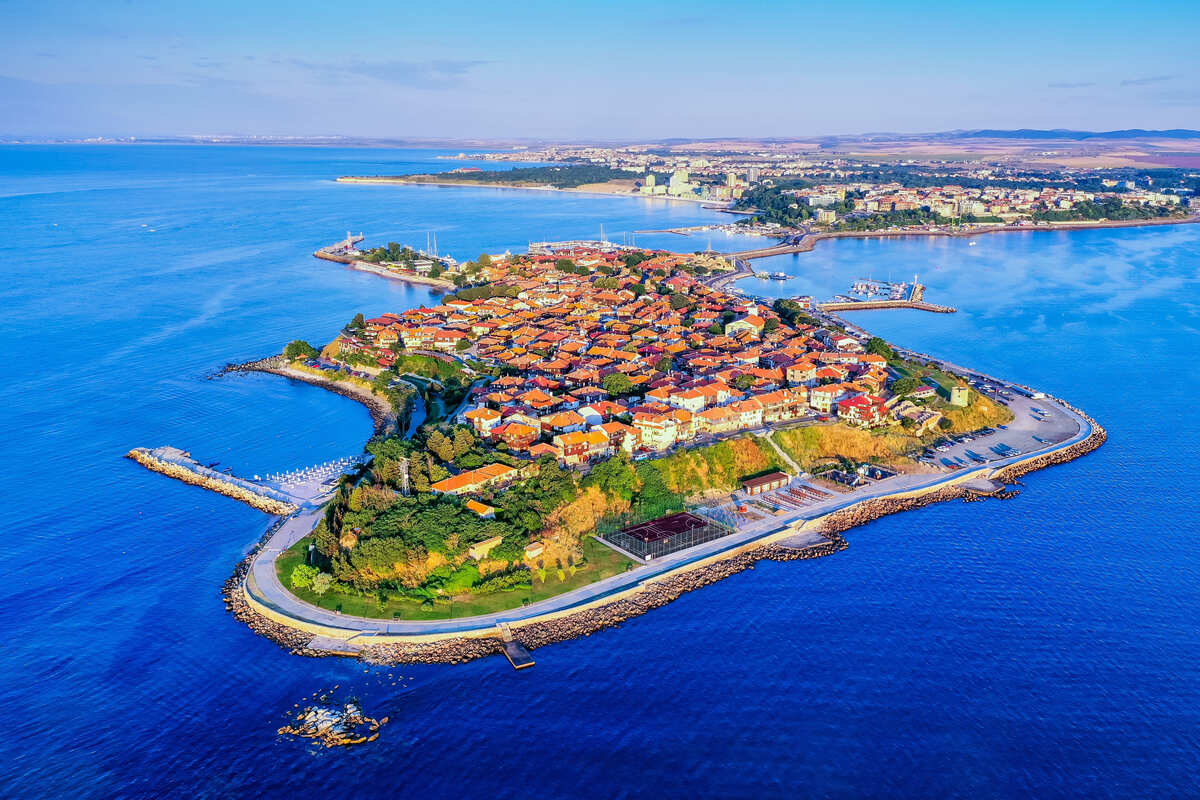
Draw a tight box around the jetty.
[127,446,359,515]
[313,231,365,265]
[817,299,957,313]
[127,447,299,515]
[497,623,535,670]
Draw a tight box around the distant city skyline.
[2,0,1198,139]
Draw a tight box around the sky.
[1,0,1198,140]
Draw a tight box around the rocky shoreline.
[359,534,849,666]
[224,355,396,435]
[229,398,1107,668]
[222,525,325,657]
[994,401,1107,482]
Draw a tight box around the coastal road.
[243,393,1092,640]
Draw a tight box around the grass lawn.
[276,535,635,621]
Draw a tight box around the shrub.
[290,563,318,588]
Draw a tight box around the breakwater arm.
[127,446,298,516]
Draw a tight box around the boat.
[968,241,977,246]
[769,272,788,280]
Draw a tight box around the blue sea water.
[2,146,1199,798]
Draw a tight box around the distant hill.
[939,129,1200,141]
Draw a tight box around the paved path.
[762,432,801,474]
[244,390,1092,639]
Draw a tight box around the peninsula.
[154,235,1108,667]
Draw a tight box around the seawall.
[232,397,1107,664]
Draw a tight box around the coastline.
[752,214,1199,256]
[228,396,1107,665]
[345,259,458,290]
[314,248,458,290]
[225,356,398,435]
[335,175,733,208]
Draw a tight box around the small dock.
[497,623,535,670]
[961,477,1019,500]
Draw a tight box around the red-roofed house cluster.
[333,245,924,467]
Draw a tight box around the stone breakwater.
[995,402,1107,483]
[126,448,297,516]
[235,399,1107,666]
[817,485,970,536]
[225,355,396,435]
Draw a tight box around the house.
[468,535,504,560]
[786,361,817,385]
[597,420,638,453]
[464,406,502,436]
[539,409,587,434]
[553,430,611,465]
[430,463,519,495]
[696,405,738,434]
[892,400,943,433]
[727,397,764,429]
[756,387,808,422]
[491,422,540,452]
[837,394,890,427]
[632,412,679,451]
[725,314,765,338]
[810,383,853,414]
[464,499,496,518]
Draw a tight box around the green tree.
[284,340,319,360]
[891,376,920,397]
[477,253,492,267]
[603,373,634,397]
[866,337,894,359]
[763,318,781,335]
[427,430,455,463]
[429,263,443,278]
[584,454,638,501]
[669,292,691,310]
[350,313,366,331]
[555,258,576,272]
[290,563,318,589]
[938,417,953,430]
[452,427,475,459]
[655,355,674,372]
[732,374,755,391]
[311,572,334,596]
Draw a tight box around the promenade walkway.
[244,391,1092,641]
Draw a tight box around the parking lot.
[916,390,1081,473]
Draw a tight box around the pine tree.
[452,427,475,459]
